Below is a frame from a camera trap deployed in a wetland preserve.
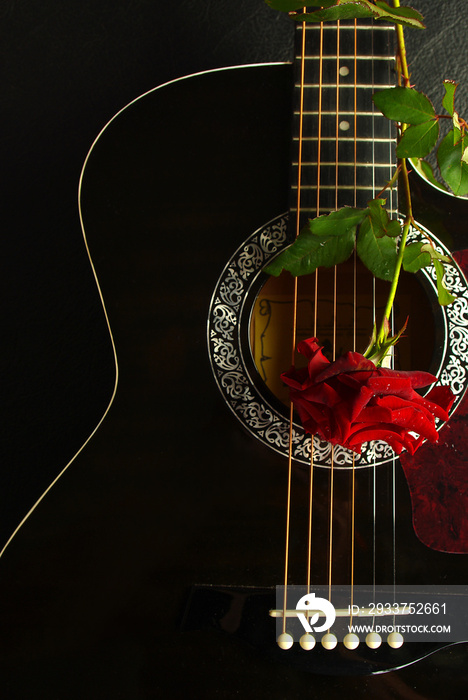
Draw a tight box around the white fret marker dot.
[339,120,350,131]
[339,66,350,76]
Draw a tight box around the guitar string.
[305,18,324,608]
[307,20,324,619]
[372,22,398,628]
[282,10,308,635]
[304,9,314,600]
[371,18,378,631]
[314,17,324,340]
[388,25,398,629]
[327,19,341,613]
[349,17,359,629]
[306,16,324,620]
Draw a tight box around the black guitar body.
[1,64,468,698]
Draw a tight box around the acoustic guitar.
[1,11,468,699]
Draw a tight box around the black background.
[1,0,468,693]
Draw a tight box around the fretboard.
[290,19,397,231]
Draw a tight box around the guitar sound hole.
[250,258,437,407]
[209,213,465,466]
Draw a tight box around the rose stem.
[375,0,414,348]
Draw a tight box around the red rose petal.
[407,390,453,422]
[346,385,375,423]
[345,426,405,454]
[315,351,376,383]
[281,366,308,390]
[375,366,437,389]
[296,337,322,358]
[284,337,456,456]
[355,403,394,424]
[366,375,414,399]
[296,338,330,379]
[425,385,456,414]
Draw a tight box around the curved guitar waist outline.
[0,62,284,561]
[2,63,468,690]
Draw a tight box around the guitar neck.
[290,19,398,231]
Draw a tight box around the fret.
[291,209,399,214]
[294,162,395,169]
[299,87,395,112]
[291,177,397,197]
[291,141,396,176]
[292,185,396,192]
[290,206,399,215]
[299,94,393,114]
[302,24,395,32]
[294,137,394,143]
[295,111,377,116]
[296,83,394,89]
[291,159,396,170]
[296,55,395,61]
[290,162,397,209]
[290,165,396,197]
[291,165,396,184]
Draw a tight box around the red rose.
[281,337,455,456]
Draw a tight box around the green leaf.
[298,4,375,23]
[366,198,401,238]
[402,242,432,273]
[263,228,356,277]
[266,0,425,28]
[438,129,468,196]
[442,80,458,116]
[433,259,456,306]
[356,217,398,281]
[263,207,366,277]
[396,120,439,158]
[374,1,425,28]
[453,113,462,139]
[375,2,424,20]
[405,242,455,305]
[265,0,335,11]
[409,158,449,191]
[373,87,435,125]
[306,206,368,236]
[419,243,451,264]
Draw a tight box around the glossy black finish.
[1,65,468,698]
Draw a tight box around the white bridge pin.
[387,632,404,648]
[277,633,294,650]
[365,632,382,649]
[299,633,316,650]
[321,633,338,650]
[343,633,360,650]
